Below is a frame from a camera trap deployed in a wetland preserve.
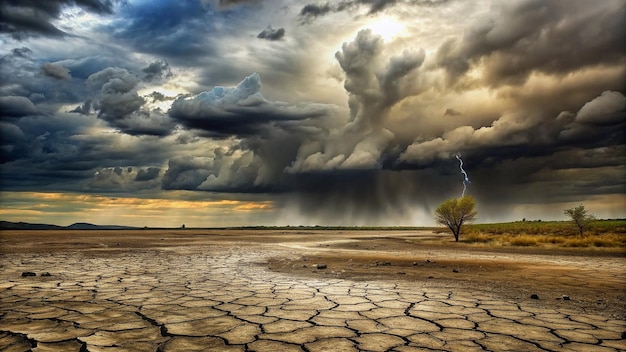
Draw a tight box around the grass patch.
[467,219,626,237]
[462,232,493,244]
[561,234,626,248]
[456,220,626,249]
[508,235,538,247]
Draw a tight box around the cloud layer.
[1,0,624,226]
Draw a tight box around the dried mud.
[0,229,624,351]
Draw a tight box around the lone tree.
[435,195,477,242]
[564,205,595,236]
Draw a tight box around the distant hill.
[0,221,64,230]
[0,221,138,230]
[65,222,139,230]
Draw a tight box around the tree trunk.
[575,220,583,237]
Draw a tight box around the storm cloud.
[436,0,625,87]
[0,0,624,226]
[288,30,425,172]
[141,60,172,82]
[257,26,286,41]
[41,62,71,80]
[299,0,451,22]
[84,66,176,136]
[169,73,334,137]
[0,96,38,118]
[0,0,118,39]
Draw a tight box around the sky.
[0,0,624,227]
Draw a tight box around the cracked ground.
[0,229,624,351]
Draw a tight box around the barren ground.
[0,229,624,351]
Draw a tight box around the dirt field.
[0,229,624,351]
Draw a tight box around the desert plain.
[0,229,624,351]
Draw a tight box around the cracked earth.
[0,230,624,351]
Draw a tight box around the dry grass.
[460,220,626,249]
[462,232,493,244]
[507,235,538,247]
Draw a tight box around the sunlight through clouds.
[1,0,624,226]
[367,17,405,41]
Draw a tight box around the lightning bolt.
[455,153,470,197]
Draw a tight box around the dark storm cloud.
[377,49,426,107]
[84,66,176,136]
[299,0,449,22]
[468,152,626,210]
[288,30,424,172]
[573,91,626,125]
[387,0,626,213]
[1,0,624,225]
[71,100,92,115]
[135,167,161,182]
[0,112,102,180]
[87,67,144,121]
[299,3,333,23]
[360,0,400,14]
[88,166,162,190]
[286,168,457,225]
[0,48,156,184]
[161,156,214,191]
[106,1,216,60]
[399,91,625,167]
[0,110,175,191]
[41,62,71,80]
[0,96,38,118]
[206,0,261,8]
[257,26,285,41]
[436,0,626,87]
[161,30,430,221]
[10,47,33,58]
[161,71,338,194]
[557,91,626,147]
[169,73,334,137]
[0,121,25,162]
[147,91,176,103]
[0,0,118,40]
[161,142,294,194]
[0,122,24,144]
[270,29,447,223]
[298,0,397,21]
[0,48,106,106]
[0,50,43,97]
[58,55,140,80]
[141,60,172,82]
[284,17,621,221]
[397,89,626,209]
[107,111,175,137]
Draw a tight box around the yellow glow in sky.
[367,17,405,41]
[0,192,275,227]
